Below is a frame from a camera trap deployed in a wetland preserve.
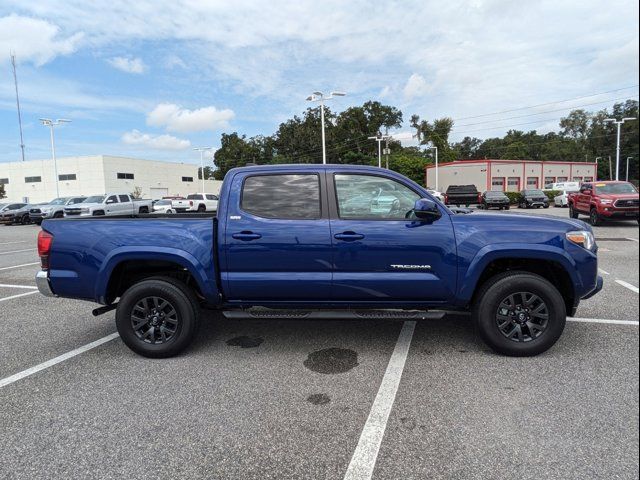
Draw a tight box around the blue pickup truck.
[36,164,602,358]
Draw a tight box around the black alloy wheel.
[130,296,179,344]
[495,292,549,343]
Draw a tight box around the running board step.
[222,309,446,320]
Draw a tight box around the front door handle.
[232,231,262,241]
[334,231,365,241]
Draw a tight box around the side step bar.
[222,308,446,321]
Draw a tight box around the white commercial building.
[0,155,222,203]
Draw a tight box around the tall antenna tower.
[11,52,26,162]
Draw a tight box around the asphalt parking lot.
[1,209,638,480]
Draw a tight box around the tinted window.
[119,195,130,202]
[182,176,194,182]
[25,176,41,183]
[242,174,320,219]
[106,195,118,203]
[335,174,420,220]
[117,173,134,180]
[84,196,105,203]
[187,194,204,200]
[70,197,86,204]
[206,194,218,200]
[59,174,77,181]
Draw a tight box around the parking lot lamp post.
[626,156,633,182]
[604,117,637,181]
[193,147,213,193]
[594,157,602,180]
[39,118,71,199]
[426,145,439,190]
[306,91,346,164]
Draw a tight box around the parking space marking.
[615,280,639,294]
[344,321,416,480]
[598,268,610,275]
[0,291,39,302]
[0,241,29,245]
[0,284,37,290]
[568,317,639,326]
[0,262,39,271]
[0,333,120,389]
[0,248,34,256]
[625,237,639,243]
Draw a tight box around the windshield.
[485,191,506,197]
[155,199,171,205]
[48,197,68,205]
[83,196,105,203]
[594,183,638,194]
[524,190,545,196]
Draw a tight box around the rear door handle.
[232,231,262,241]
[334,231,365,241]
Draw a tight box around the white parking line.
[625,237,639,243]
[0,284,37,290]
[0,241,29,245]
[0,291,39,302]
[0,333,120,389]
[344,321,416,480]
[598,268,610,275]
[568,317,639,326]
[0,262,39,271]
[0,248,33,256]
[615,280,639,294]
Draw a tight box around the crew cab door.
[327,171,457,302]
[118,195,135,214]
[104,195,119,214]
[222,171,332,301]
[575,183,592,212]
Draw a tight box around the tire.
[21,214,30,225]
[197,205,206,213]
[472,271,566,356]
[569,204,579,219]
[589,209,602,226]
[53,211,64,218]
[93,210,105,216]
[543,204,549,209]
[139,206,149,214]
[166,209,174,214]
[505,205,510,210]
[115,277,200,358]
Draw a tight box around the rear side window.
[206,194,218,201]
[119,195,130,202]
[241,174,320,219]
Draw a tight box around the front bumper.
[599,207,639,219]
[35,270,57,297]
[582,275,604,300]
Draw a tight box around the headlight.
[566,230,595,250]
[600,199,613,205]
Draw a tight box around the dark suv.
[480,191,510,210]
[519,189,549,209]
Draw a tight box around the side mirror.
[413,198,442,220]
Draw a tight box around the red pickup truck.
[568,181,639,226]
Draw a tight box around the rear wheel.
[473,271,566,356]
[116,277,200,358]
[505,205,510,210]
[569,204,579,218]
[197,205,206,213]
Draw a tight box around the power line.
[10,52,26,162]
[453,85,639,121]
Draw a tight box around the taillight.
[189,200,194,207]
[37,230,53,270]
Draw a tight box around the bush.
[504,192,522,204]
[544,190,562,201]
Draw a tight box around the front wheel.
[589,209,602,226]
[569,204,579,218]
[472,271,566,356]
[115,277,200,358]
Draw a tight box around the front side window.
[242,174,320,219]
[206,194,218,201]
[334,174,420,220]
[119,195,130,202]
[106,195,118,203]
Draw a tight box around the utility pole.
[608,156,612,180]
[193,147,213,193]
[626,156,633,182]
[604,117,637,181]
[11,53,26,162]
[595,157,602,181]
[40,119,71,198]
[383,137,391,169]
[368,133,391,168]
[426,145,439,190]
[306,91,346,164]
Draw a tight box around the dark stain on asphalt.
[400,417,417,430]
[226,336,264,348]
[304,347,359,374]
[307,393,331,405]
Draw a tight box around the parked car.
[554,186,581,208]
[36,164,602,359]
[0,202,26,216]
[568,181,639,226]
[1,203,43,225]
[444,185,482,207]
[426,189,444,202]
[63,194,152,217]
[171,193,218,213]
[29,196,87,224]
[480,191,510,210]
[544,181,581,192]
[152,199,175,214]
[518,189,549,209]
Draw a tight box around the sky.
[0,0,638,165]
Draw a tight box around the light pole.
[426,145,439,190]
[626,156,633,182]
[306,91,346,164]
[193,147,213,193]
[604,117,637,181]
[39,118,71,198]
[367,133,389,168]
[595,157,602,181]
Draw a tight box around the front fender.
[457,243,581,305]
[95,246,219,304]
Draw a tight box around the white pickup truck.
[63,194,152,217]
[171,193,219,213]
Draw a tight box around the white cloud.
[164,54,186,69]
[107,56,146,74]
[403,74,430,100]
[121,129,191,150]
[0,14,83,65]
[146,103,235,133]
